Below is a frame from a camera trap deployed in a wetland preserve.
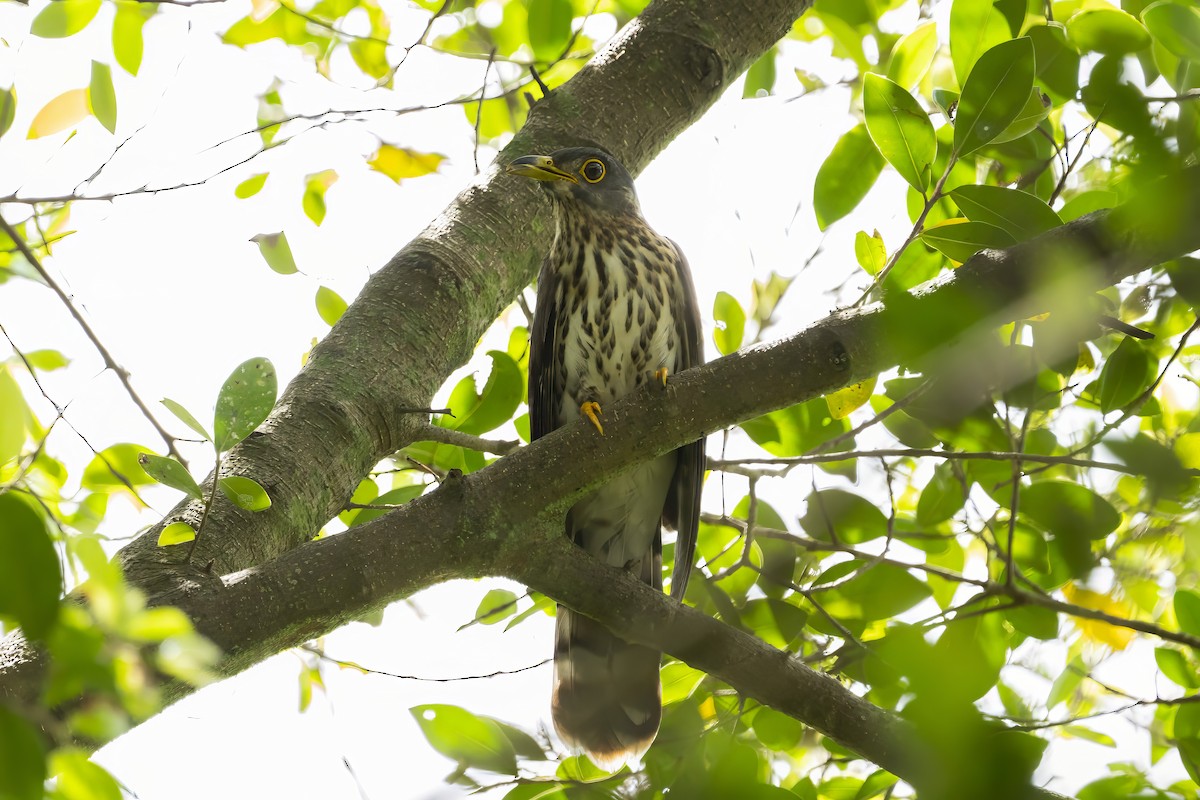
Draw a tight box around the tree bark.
[5,164,1195,800]
[2,0,1197,786]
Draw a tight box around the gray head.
[507,147,641,216]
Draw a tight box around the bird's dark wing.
[664,240,705,601]
[529,262,559,443]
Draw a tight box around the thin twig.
[0,214,183,461]
[299,644,550,682]
[855,157,956,306]
[474,49,497,174]
[708,448,1151,478]
[415,422,519,455]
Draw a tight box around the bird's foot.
[580,401,605,435]
[653,367,669,387]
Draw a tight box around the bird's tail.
[551,607,661,770]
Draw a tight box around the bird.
[507,147,705,770]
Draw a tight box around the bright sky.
[0,0,1188,796]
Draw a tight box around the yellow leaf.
[1063,583,1135,650]
[826,376,877,420]
[367,145,445,184]
[1077,343,1096,373]
[28,88,89,139]
[1176,432,1200,470]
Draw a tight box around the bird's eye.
[581,158,606,184]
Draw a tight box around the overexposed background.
[0,0,1184,796]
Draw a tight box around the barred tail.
[551,608,661,770]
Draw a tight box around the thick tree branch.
[5,170,1193,799]
[109,0,811,598]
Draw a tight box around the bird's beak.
[507,155,579,184]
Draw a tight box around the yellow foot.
[654,367,669,387]
[580,401,604,435]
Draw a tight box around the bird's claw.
[580,401,604,435]
[654,367,669,387]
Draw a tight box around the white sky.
[0,0,1189,797]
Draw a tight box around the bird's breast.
[552,235,679,416]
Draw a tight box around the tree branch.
[5,166,1195,799]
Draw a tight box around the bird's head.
[507,147,641,216]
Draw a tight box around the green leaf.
[1067,7,1151,55]
[82,442,156,493]
[158,520,196,546]
[1062,725,1116,748]
[855,230,886,275]
[813,123,884,230]
[920,218,1016,262]
[1022,480,1121,542]
[820,562,932,621]
[49,749,123,800]
[1143,2,1200,62]
[950,185,1063,240]
[1097,337,1154,413]
[213,357,277,452]
[949,0,1011,86]
[219,475,271,511]
[368,145,446,184]
[348,485,424,527]
[22,349,70,371]
[0,705,46,800]
[739,397,850,457]
[112,2,153,75]
[1156,647,1200,688]
[856,770,899,800]
[138,453,203,500]
[991,88,1053,144]
[0,86,15,139]
[442,351,522,435]
[743,48,777,98]
[235,173,268,199]
[1047,656,1084,709]
[1106,434,1193,499]
[916,461,965,526]
[315,285,348,327]
[410,704,518,774]
[661,661,705,705]
[88,61,116,133]
[954,37,1036,157]
[1175,589,1200,637]
[0,492,61,639]
[863,73,936,192]
[887,21,938,90]
[124,606,193,641]
[161,397,211,441]
[31,0,102,38]
[251,232,298,275]
[712,291,746,355]
[1059,190,1118,222]
[1006,604,1060,639]
[302,169,338,226]
[752,707,804,751]
[526,0,573,60]
[799,489,888,544]
[1028,24,1081,105]
[474,588,518,625]
[491,719,547,761]
[0,366,28,466]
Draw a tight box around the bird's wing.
[529,262,559,442]
[664,240,705,601]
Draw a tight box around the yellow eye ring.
[580,158,606,184]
